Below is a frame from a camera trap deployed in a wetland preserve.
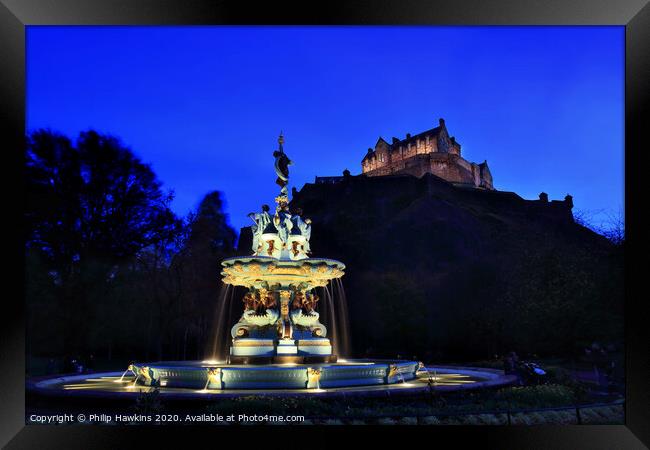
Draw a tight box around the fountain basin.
[221,256,345,289]
[28,365,515,401]
[128,360,417,390]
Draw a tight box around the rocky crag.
[238,173,622,361]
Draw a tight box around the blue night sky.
[27,26,624,234]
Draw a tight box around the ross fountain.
[103,135,422,390]
[221,133,344,364]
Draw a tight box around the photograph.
[20,24,628,429]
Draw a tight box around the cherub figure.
[242,291,257,311]
[292,290,306,310]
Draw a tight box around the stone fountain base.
[228,336,334,363]
[227,354,338,365]
[124,360,419,390]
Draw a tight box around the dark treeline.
[25,129,237,364]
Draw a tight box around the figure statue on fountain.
[290,289,326,337]
[248,204,271,255]
[273,132,292,196]
[232,287,280,338]
[292,289,319,313]
[245,134,312,260]
[290,207,312,256]
[273,132,295,250]
[273,200,293,247]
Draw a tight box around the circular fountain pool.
[27,362,515,400]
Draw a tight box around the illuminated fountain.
[221,133,344,364]
[104,135,422,391]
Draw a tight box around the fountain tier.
[221,256,345,364]
[221,256,345,290]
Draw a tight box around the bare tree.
[601,208,625,246]
[573,208,624,246]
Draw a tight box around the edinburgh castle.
[361,118,494,190]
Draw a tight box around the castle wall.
[365,153,477,186]
[428,154,475,185]
[470,164,481,187]
[454,156,472,173]
[480,166,494,190]
[365,136,442,173]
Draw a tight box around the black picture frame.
[1,1,648,448]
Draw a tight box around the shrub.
[581,405,623,424]
[376,418,397,425]
[420,416,441,425]
[476,413,503,425]
[440,416,464,425]
[511,413,533,425]
[322,419,344,425]
[460,415,480,425]
[132,387,163,416]
[348,419,367,425]
[495,384,575,409]
[399,417,418,425]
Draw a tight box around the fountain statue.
[222,133,344,364]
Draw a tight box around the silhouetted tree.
[25,129,181,356]
[188,191,237,254]
[173,191,237,359]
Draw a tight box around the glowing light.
[64,386,109,390]
[202,360,224,365]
